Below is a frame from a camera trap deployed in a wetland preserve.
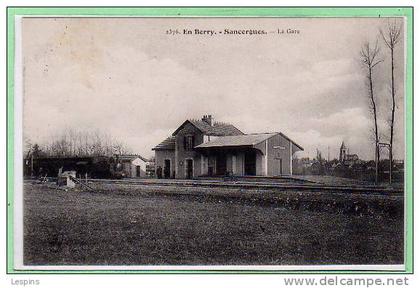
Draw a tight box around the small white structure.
[58,170,77,188]
[116,154,148,178]
[131,157,147,177]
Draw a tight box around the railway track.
[84,178,403,196]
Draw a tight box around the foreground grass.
[24,182,404,265]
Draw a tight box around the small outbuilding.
[115,154,149,178]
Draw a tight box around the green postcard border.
[6,6,414,275]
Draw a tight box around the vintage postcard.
[7,8,413,273]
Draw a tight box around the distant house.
[115,154,148,178]
[300,157,313,168]
[394,159,404,172]
[152,115,303,179]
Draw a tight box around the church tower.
[339,141,348,162]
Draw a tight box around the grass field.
[24,181,404,265]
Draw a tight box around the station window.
[184,135,195,150]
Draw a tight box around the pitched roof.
[195,132,304,151]
[116,154,149,162]
[195,133,277,149]
[172,119,244,137]
[152,136,176,150]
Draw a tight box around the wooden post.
[375,143,379,185]
[264,140,268,176]
[30,154,34,177]
[389,145,392,185]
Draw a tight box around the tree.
[380,20,402,183]
[39,128,132,157]
[31,144,42,157]
[25,143,45,176]
[360,41,383,184]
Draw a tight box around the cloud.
[22,18,406,160]
[288,107,375,160]
[309,107,369,137]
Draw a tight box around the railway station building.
[152,115,303,179]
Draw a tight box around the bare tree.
[360,41,383,184]
[380,20,402,183]
[38,128,132,157]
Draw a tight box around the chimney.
[202,114,213,126]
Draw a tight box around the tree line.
[25,128,132,158]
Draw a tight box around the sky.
[21,17,405,160]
